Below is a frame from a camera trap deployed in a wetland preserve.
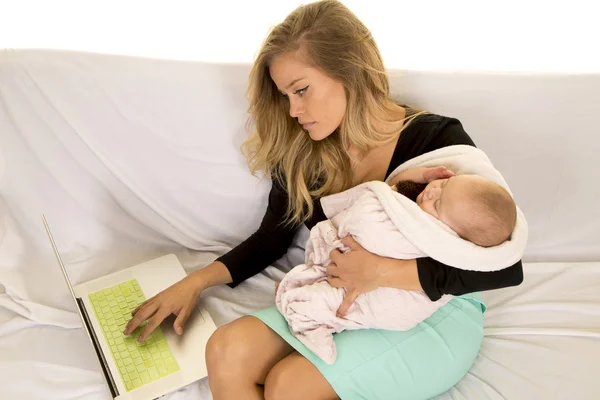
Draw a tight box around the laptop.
[42,215,218,400]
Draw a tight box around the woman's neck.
[350,105,406,185]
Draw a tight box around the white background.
[1,0,599,72]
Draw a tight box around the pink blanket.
[275,184,452,365]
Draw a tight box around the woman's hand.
[123,272,206,342]
[124,261,232,341]
[327,236,384,317]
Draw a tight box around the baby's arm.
[391,166,454,186]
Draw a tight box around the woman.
[124,1,523,399]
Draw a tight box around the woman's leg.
[264,352,339,400]
[205,316,295,400]
[252,296,485,400]
[209,295,485,400]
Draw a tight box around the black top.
[217,113,524,301]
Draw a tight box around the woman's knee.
[206,315,295,387]
[205,319,250,375]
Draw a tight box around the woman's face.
[269,51,347,141]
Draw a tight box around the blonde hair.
[243,0,423,225]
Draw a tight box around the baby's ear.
[390,185,398,192]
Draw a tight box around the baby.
[393,166,517,247]
[276,166,518,364]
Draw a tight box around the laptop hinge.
[77,297,120,399]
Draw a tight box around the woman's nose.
[289,100,304,118]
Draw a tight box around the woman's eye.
[294,86,309,96]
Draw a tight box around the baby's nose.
[426,186,440,199]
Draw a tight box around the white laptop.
[42,215,218,400]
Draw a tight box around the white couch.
[1,49,599,399]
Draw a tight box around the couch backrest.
[1,49,598,262]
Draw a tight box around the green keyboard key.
[166,363,179,374]
[149,366,159,380]
[140,371,150,383]
[88,279,180,392]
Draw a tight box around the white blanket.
[380,145,528,272]
[276,145,528,364]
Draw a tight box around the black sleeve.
[413,116,525,301]
[417,258,524,301]
[216,179,298,288]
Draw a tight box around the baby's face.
[416,175,479,231]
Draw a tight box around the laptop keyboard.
[88,279,180,391]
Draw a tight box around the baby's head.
[416,175,517,247]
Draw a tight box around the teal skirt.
[252,293,485,400]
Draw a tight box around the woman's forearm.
[188,261,233,291]
[376,258,424,292]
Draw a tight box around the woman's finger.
[337,289,361,317]
[131,296,154,316]
[124,302,158,335]
[326,262,340,276]
[329,248,343,263]
[174,306,192,336]
[138,309,170,342]
[340,235,361,250]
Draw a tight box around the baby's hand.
[422,166,455,183]
[391,166,455,186]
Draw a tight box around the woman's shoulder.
[388,110,477,173]
[403,110,476,149]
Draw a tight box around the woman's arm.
[375,258,423,291]
[186,260,234,288]
[328,236,524,314]
[374,257,523,301]
[416,257,524,300]
[216,179,299,287]
[124,180,298,338]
